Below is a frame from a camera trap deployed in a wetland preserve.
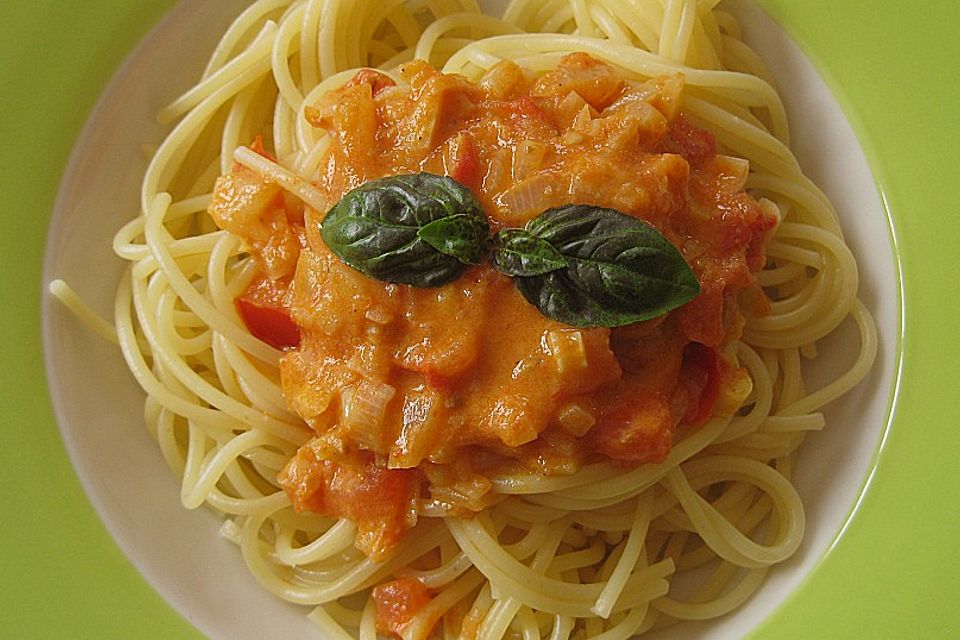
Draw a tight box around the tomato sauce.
[372,578,434,639]
[208,54,776,564]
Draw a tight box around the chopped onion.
[572,103,594,133]
[557,90,589,129]
[218,518,242,545]
[364,307,393,324]
[758,197,782,226]
[477,60,525,99]
[340,379,396,450]
[544,329,588,373]
[557,403,597,436]
[498,173,558,222]
[715,154,751,192]
[483,147,511,194]
[512,139,550,181]
[388,391,442,469]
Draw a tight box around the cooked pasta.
[51,0,877,637]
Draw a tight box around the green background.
[1,1,957,638]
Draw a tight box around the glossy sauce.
[209,54,775,561]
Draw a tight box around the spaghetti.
[52,0,877,637]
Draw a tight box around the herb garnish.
[320,173,489,287]
[321,173,699,327]
[491,205,700,327]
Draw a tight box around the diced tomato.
[230,134,276,172]
[373,577,434,640]
[279,449,420,560]
[235,276,300,350]
[447,133,480,189]
[248,134,273,159]
[675,280,725,348]
[505,96,550,122]
[663,115,716,168]
[421,367,457,394]
[531,52,624,110]
[680,342,720,426]
[710,192,778,271]
[347,68,397,96]
[588,393,673,463]
[398,357,462,395]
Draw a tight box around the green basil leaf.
[320,173,489,287]
[418,213,490,265]
[498,204,700,327]
[491,228,567,276]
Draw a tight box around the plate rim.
[6,0,956,638]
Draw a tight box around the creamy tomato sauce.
[209,54,775,561]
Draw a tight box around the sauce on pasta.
[44,1,878,636]
[209,54,775,562]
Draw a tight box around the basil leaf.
[492,228,566,276]
[320,173,489,287]
[418,213,489,265]
[494,204,700,327]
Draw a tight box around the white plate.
[42,1,899,637]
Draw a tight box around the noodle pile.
[51,0,877,637]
